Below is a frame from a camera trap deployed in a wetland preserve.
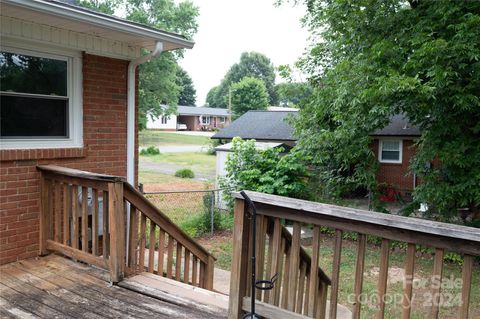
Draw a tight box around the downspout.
[127,41,164,186]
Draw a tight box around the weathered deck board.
[0,255,227,319]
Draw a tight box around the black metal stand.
[240,191,278,319]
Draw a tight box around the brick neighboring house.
[0,0,193,265]
[213,111,421,195]
[147,105,230,131]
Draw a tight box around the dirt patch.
[196,230,233,251]
[369,266,406,284]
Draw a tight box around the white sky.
[179,0,309,106]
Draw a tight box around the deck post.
[228,198,251,319]
[203,255,215,290]
[109,181,125,283]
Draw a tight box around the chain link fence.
[141,186,229,236]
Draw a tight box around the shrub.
[174,168,195,178]
[140,145,160,156]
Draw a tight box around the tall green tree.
[205,86,219,107]
[230,77,269,118]
[291,0,480,220]
[208,52,277,107]
[77,0,199,129]
[176,67,196,106]
[275,82,312,107]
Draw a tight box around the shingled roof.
[211,110,297,141]
[371,114,421,136]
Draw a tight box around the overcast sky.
[179,0,309,106]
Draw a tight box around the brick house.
[147,105,231,131]
[0,0,193,265]
[213,111,421,195]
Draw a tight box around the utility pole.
[228,87,232,123]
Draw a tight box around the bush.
[140,145,160,156]
[180,210,233,237]
[206,138,221,155]
[174,168,195,178]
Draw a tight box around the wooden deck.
[0,255,227,319]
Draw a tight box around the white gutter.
[127,41,164,186]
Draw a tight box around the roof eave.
[4,0,194,50]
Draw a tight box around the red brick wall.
[371,138,417,193]
[0,54,137,265]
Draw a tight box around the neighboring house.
[212,110,421,195]
[370,114,421,194]
[147,105,230,131]
[211,110,298,147]
[0,0,193,265]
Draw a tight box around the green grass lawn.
[139,130,211,146]
[199,230,479,318]
[140,152,216,175]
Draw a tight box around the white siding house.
[147,114,177,130]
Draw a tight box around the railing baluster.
[139,213,146,272]
[72,185,79,250]
[316,281,328,319]
[460,254,473,319]
[308,225,321,316]
[192,256,198,286]
[54,181,61,242]
[184,249,190,284]
[296,261,307,314]
[255,215,267,300]
[157,228,165,276]
[430,248,444,319]
[282,241,291,308]
[199,261,205,288]
[329,229,343,319]
[63,183,70,246]
[276,238,286,307]
[81,186,88,252]
[39,175,50,255]
[128,206,138,272]
[352,233,367,319]
[264,219,274,302]
[148,221,156,273]
[287,222,301,312]
[376,238,390,319]
[92,189,99,256]
[303,269,310,315]
[176,242,183,281]
[102,191,109,259]
[166,235,174,278]
[268,218,282,305]
[402,243,416,319]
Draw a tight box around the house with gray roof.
[211,110,298,146]
[213,111,422,195]
[147,105,230,131]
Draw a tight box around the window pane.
[1,95,68,138]
[0,52,67,96]
[382,141,400,151]
[382,150,400,161]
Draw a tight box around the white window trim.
[201,115,210,125]
[0,41,83,150]
[378,139,403,164]
[219,116,226,124]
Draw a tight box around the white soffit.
[0,0,194,55]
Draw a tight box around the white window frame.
[201,115,210,125]
[378,139,403,164]
[160,115,168,125]
[0,40,83,150]
[219,116,226,124]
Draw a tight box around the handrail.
[37,165,125,183]
[233,191,480,255]
[123,182,215,262]
[229,190,480,319]
[37,165,216,289]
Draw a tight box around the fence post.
[210,190,215,235]
[228,198,251,319]
[108,181,125,283]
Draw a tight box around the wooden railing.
[37,165,215,289]
[229,191,480,319]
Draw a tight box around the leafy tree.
[219,137,310,207]
[77,0,199,129]
[205,86,219,107]
[291,0,480,220]
[275,82,312,107]
[208,52,277,107]
[176,67,196,106]
[230,77,269,118]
